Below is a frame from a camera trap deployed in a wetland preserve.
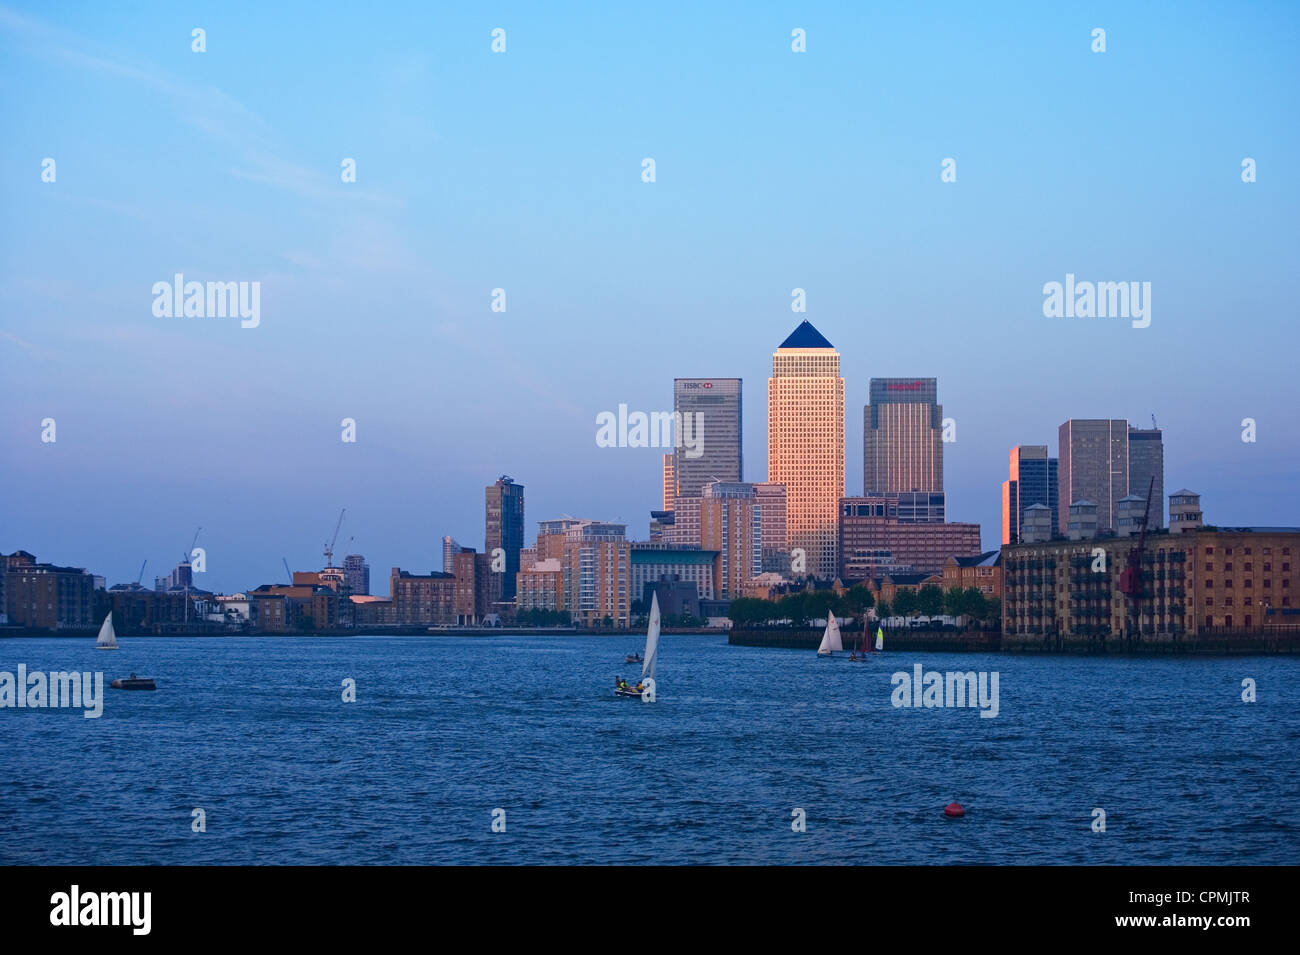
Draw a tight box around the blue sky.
[2,1,1298,593]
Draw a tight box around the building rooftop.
[778,320,834,349]
[1169,489,1199,497]
[950,550,1002,568]
[1214,526,1300,534]
[631,548,720,565]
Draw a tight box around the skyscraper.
[673,378,742,497]
[1001,445,1059,545]
[767,321,844,579]
[1128,426,1165,528]
[342,554,370,595]
[862,378,944,495]
[1058,420,1128,534]
[485,476,525,601]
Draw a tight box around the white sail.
[818,613,842,654]
[95,613,118,649]
[641,592,660,680]
[875,627,884,651]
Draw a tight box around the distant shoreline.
[729,628,1300,656]
[0,627,714,639]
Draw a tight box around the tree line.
[727,584,1000,629]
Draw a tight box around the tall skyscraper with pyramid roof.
[767,320,845,579]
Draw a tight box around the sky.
[2,1,1298,594]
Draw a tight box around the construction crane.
[1119,476,1157,642]
[1151,414,1158,430]
[184,526,202,563]
[136,560,148,586]
[283,558,293,584]
[323,508,346,569]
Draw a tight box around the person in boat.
[634,681,644,693]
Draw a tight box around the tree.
[778,591,810,627]
[893,589,918,617]
[964,588,990,624]
[806,589,837,621]
[917,584,944,617]
[875,599,892,619]
[942,586,965,618]
[843,584,875,619]
[727,597,768,627]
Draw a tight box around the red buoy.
[944,802,965,818]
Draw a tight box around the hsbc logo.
[681,382,714,389]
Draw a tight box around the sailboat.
[95,613,118,650]
[849,618,869,661]
[816,611,843,658]
[875,624,885,652]
[615,592,658,702]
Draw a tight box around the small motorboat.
[110,673,156,691]
[625,653,642,664]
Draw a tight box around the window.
[1225,563,1233,572]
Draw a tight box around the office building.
[1001,445,1059,545]
[1128,426,1165,528]
[862,378,944,495]
[768,321,844,579]
[630,544,718,603]
[673,378,742,497]
[1058,419,1128,534]
[838,497,982,579]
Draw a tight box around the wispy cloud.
[0,4,392,206]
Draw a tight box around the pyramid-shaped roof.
[779,320,834,349]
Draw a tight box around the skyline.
[3,1,1299,593]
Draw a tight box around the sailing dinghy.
[615,592,658,702]
[95,613,118,650]
[816,612,843,658]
